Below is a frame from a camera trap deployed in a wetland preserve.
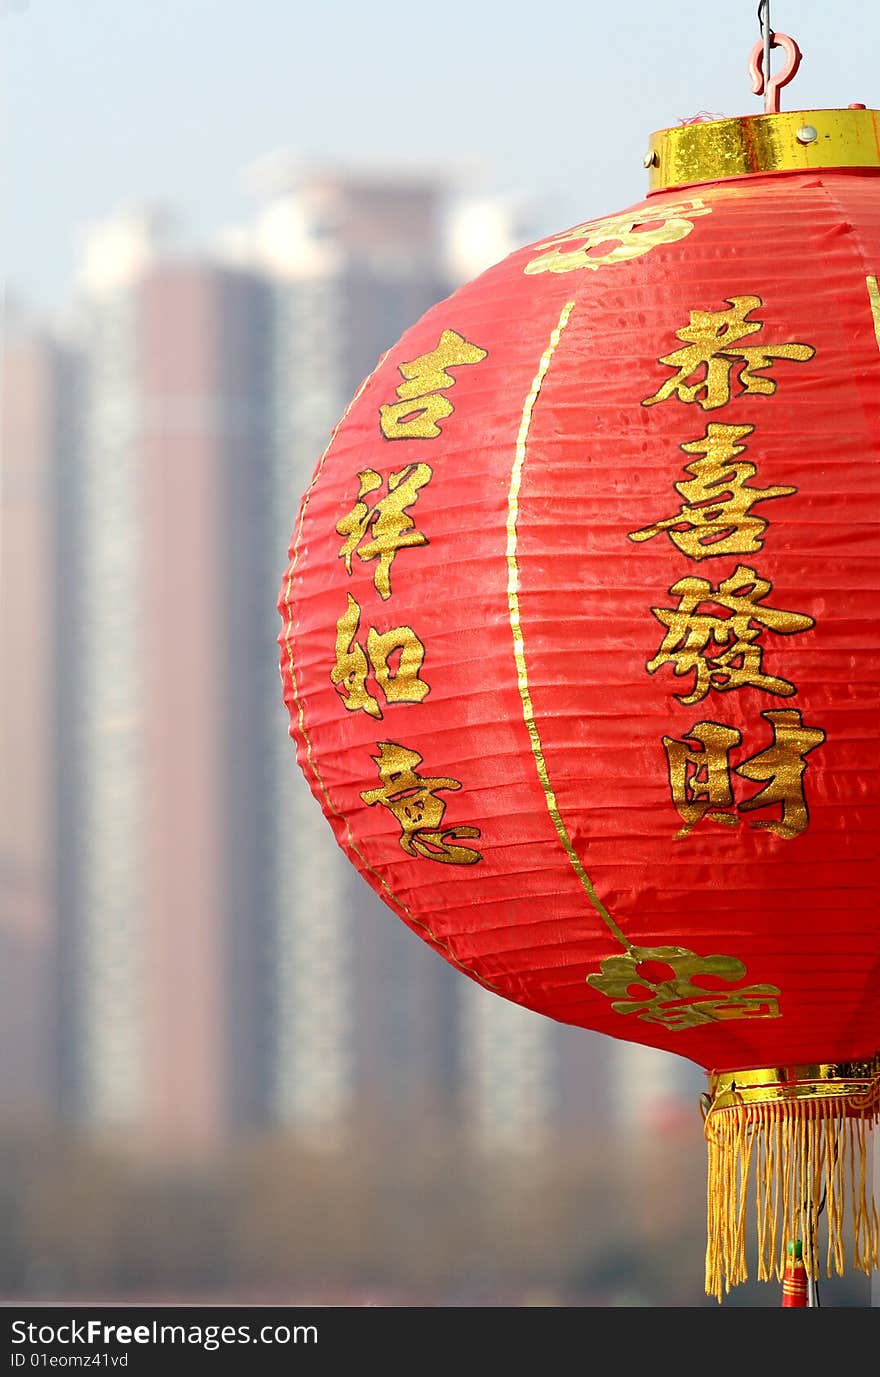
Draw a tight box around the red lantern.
[278,65,880,1301]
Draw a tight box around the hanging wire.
[804,1148,830,1309]
[757,1,773,113]
[758,0,772,84]
[809,1183,827,1307]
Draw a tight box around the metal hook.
[749,31,803,114]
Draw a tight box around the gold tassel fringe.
[703,1061,880,1301]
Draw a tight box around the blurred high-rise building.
[460,984,555,1155]
[56,213,274,1152]
[0,314,73,1121]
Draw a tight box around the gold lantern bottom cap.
[707,1054,880,1113]
[702,1054,880,1301]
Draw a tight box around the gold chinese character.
[380,392,454,439]
[524,200,711,274]
[332,595,380,718]
[664,709,824,839]
[736,708,826,839]
[628,422,797,559]
[647,564,814,704]
[587,944,781,1029]
[642,296,815,411]
[360,741,482,865]
[663,720,743,838]
[368,625,429,707]
[336,463,432,600]
[379,330,487,439]
[331,594,428,719]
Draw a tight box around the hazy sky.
[2,0,878,310]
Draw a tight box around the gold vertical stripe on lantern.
[505,300,630,949]
[868,274,880,350]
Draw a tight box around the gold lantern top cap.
[646,106,880,195]
[646,16,879,194]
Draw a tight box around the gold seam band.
[867,274,880,351]
[646,107,880,194]
[505,301,630,949]
[708,1055,880,1109]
